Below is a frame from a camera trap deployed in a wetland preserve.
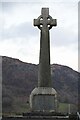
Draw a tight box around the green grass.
[12,96,30,114]
[3,96,78,116]
[58,103,77,113]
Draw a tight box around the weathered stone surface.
[2,117,69,120]
[30,87,57,112]
[2,113,79,120]
[30,8,57,112]
[34,8,57,87]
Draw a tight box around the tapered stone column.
[30,8,57,112]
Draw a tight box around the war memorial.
[2,8,79,120]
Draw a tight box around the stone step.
[2,113,79,120]
[2,116,69,120]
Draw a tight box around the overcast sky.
[0,0,79,71]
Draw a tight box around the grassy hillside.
[2,56,79,115]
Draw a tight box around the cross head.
[34,8,57,30]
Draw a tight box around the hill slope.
[2,56,80,114]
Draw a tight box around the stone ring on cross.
[34,8,57,30]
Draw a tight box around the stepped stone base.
[30,87,57,112]
[2,112,78,120]
[2,116,69,120]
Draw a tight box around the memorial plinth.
[30,87,57,112]
[30,8,57,112]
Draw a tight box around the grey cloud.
[1,2,16,13]
[0,3,2,11]
[51,27,77,47]
[2,22,77,49]
[1,2,39,14]
[2,22,38,40]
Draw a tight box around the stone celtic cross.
[34,8,57,30]
[34,8,57,87]
[30,8,57,112]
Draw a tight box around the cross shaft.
[34,8,57,87]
